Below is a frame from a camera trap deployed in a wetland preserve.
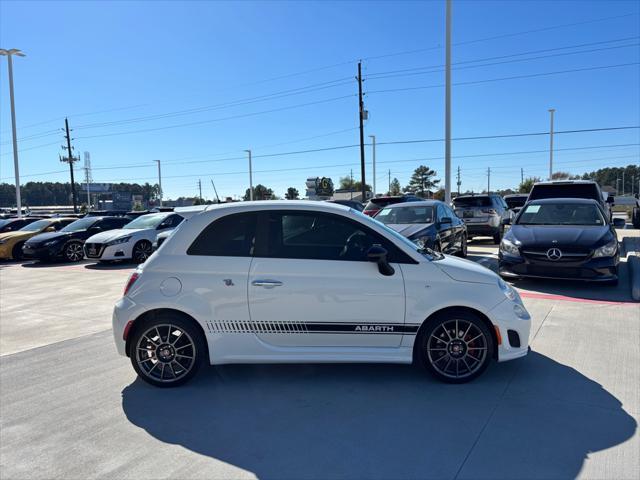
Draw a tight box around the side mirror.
[439,217,452,225]
[45,226,56,232]
[502,218,511,226]
[606,196,615,204]
[612,218,625,228]
[88,226,102,233]
[367,245,395,276]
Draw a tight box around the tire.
[12,241,25,261]
[492,226,503,244]
[416,310,494,384]
[132,240,153,263]
[63,241,84,262]
[633,207,640,229]
[128,313,207,388]
[455,234,468,258]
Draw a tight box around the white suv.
[113,201,531,387]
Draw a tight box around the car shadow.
[84,262,136,270]
[121,353,636,479]
[20,259,91,268]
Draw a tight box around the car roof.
[201,200,350,213]
[533,180,596,185]
[453,194,494,199]
[504,194,528,198]
[526,198,601,205]
[383,200,442,208]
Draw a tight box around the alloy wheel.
[133,242,152,262]
[65,242,84,262]
[426,319,488,380]
[135,324,196,383]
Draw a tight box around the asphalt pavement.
[1,237,638,479]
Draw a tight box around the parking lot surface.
[1,234,639,479]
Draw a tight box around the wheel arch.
[412,306,499,362]
[125,308,209,360]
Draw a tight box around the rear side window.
[453,197,492,208]
[187,213,257,257]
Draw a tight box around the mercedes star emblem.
[546,248,563,261]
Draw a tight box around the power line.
[366,62,640,95]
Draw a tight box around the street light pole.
[245,150,253,200]
[444,0,452,204]
[548,108,555,180]
[369,135,376,197]
[0,48,26,217]
[153,160,163,207]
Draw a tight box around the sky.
[0,0,639,201]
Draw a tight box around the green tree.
[388,178,401,196]
[403,165,440,198]
[285,187,300,200]
[243,184,274,201]
[518,176,542,193]
[338,176,371,192]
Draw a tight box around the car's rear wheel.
[63,241,84,262]
[129,313,206,388]
[633,207,640,229]
[417,310,494,383]
[132,240,152,263]
[12,241,25,261]
[455,233,468,258]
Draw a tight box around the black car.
[22,216,131,262]
[498,198,619,285]
[362,195,422,217]
[374,200,467,256]
[326,199,364,212]
[503,194,529,214]
[0,217,43,233]
[528,180,613,220]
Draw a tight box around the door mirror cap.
[612,218,625,228]
[88,226,102,233]
[502,218,511,225]
[366,245,395,276]
[606,196,615,204]
[439,216,452,224]
[45,226,56,232]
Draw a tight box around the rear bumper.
[498,253,619,282]
[465,223,500,237]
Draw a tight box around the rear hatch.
[453,196,494,222]
[363,197,404,216]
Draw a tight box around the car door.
[436,204,454,253]
[183,212,257,332]
[248,210,406,348]
[444,204,464,250]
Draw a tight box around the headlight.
[513,303,530,320]
[0,239,6,245]
[499,238,520,256]
[44,240,60,246]
[498,277,518,302]
[593,239,617,258]
[106,236,132,247]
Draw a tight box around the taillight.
[364,209,379,217]
[124,271,140,296]
[482,209,497,215]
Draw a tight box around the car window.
[187,212,257,257]
[267,211,386,262]
[61,217,97,232]
[54,220,75,231]
[96,218,127,230]
[528,184,600,202]
[452,196,492,207]
[517,203,605,226]
[376,205,434,225]
[444,205,457,218]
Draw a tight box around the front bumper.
[22,243,64,259]
[488,298,531,362]
[499,252,619,282]
[85,242,133,261]
[0,243,14,259]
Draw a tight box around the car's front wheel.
[63,241,84,262]
[129,313,206,388]
[416,310,494,383]
[455,233,468,258]
[12,242,25,261]
[132,240,152,263]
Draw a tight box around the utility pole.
[521,168,524,184]
[456,166,461,195]
[548,108,555,180]
[444,0,452,204]
[369,135,376,197]
[60,118,79,213]
[210,179,220,203]
[487,167,491,193]
[350,169,354,200]
[388,169,391,194]
[244,150,253,201]
[153,160,163,206]
[616,177,620,195]
[83,152,92,210]
[198,179,202,201]
[632,175,635,196]
[622,170,625,196]
[1,48,26,217]
[357,61,367,202]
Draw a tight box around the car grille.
[521,247,591,263]
[526,266,596,278]
[84,242,105,258]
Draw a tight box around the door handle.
[252,279,283,288]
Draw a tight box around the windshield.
[376,206,434,224]
[19,219,51,232]
[122,213,168,230]
[517,203,605,226]
[505,196,527,209]
[61,217,97,232]
[0,220,9,228]
[529,184,600,201]
[453,196,492,208]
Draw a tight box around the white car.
[113,201,531,387]
[85,212,184,263]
